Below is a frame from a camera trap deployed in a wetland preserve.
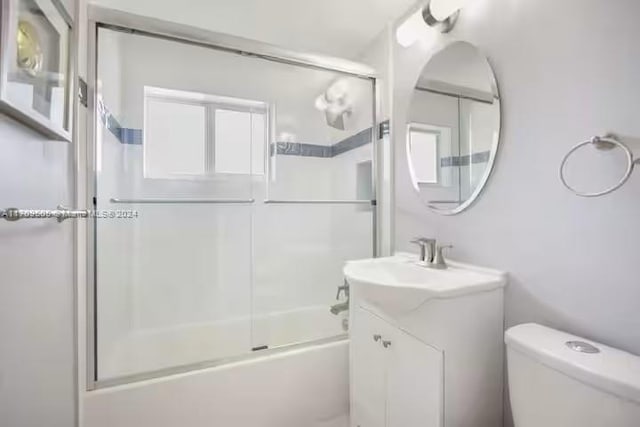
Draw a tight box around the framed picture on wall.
[0,0,72,141]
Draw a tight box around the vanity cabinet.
[346,254,506,427]
[350,305,443,427]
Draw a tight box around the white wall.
[0,117,76,427]
[0,1,82,426]
[392,1,640,423]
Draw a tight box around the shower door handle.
[0,205,89,223]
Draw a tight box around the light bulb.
[429,0,472,21]
[395,8,425,48]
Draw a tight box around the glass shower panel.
[252,61,376,350]
[95,28,255,380]
[252,203,373,349]
[267,73,375,201]
[95,24,376,381]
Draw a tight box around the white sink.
[344,252,507,316]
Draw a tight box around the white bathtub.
[85,338,350,427]
[100,305,347,380]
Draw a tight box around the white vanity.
[345,253,507,427]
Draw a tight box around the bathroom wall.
[0,119,76,427]
[393,0,640,377]
[0,2,79,426]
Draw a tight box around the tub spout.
[330,301,349,315]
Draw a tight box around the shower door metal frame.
[85,5,382,390]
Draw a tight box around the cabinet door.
[387,329,444,427]
[351,306,392,427]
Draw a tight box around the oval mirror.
[406,41,501,214]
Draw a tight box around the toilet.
[505,323,640,426]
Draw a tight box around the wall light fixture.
[396,0,473,47]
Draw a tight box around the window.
[143,87,267,179]
[214,109,266,175]
[407,125,441,185]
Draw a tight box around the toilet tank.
[505,323,640,427]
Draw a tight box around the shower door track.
[95,334,349,389]
[85,5,382,391]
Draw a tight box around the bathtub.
[86,339,349,427]
[87,306,350,427]
[100,304,348,380]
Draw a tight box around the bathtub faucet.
[330,279,350,315]
[330,301,349,315]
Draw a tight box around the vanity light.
[396,0,473,47]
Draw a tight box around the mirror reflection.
[406,41,500,214]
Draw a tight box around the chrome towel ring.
[560,135,640,197]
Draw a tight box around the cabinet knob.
[382,340,392,348]
[373,334,382,342]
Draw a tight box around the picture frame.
[0,0,73,141]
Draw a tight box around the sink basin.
[344,253,507,315]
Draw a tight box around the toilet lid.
[505,323,640,405]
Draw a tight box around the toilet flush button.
[566,341,600,354]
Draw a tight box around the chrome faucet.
[330,301,349,315]
[330,279,350,315]
[410,238,453,269]
[411,237,437,263]
[335,281,349,300]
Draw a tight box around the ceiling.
[91,0,418,59]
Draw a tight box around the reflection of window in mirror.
[407,123,453,190]
[409,127,439,184]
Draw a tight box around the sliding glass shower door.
[93,25,375,383]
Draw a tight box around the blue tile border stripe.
[274,142,333,158]
[99,99,390,156]
[440,150,491,167]
[274,121,390,158]
[331,127,372,157]
[120,128,143,145]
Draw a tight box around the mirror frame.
[405,40,502,216]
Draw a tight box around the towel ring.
[560,135,639,197]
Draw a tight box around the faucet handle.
[336,279,350,300]
[410,237,436,262]
[411,237,435,244]
[431,244,453,269]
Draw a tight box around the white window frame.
[406,122,443,189]
[143,86,270,179]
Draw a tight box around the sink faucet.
[411,237,436,263]
[330,279,350,315]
